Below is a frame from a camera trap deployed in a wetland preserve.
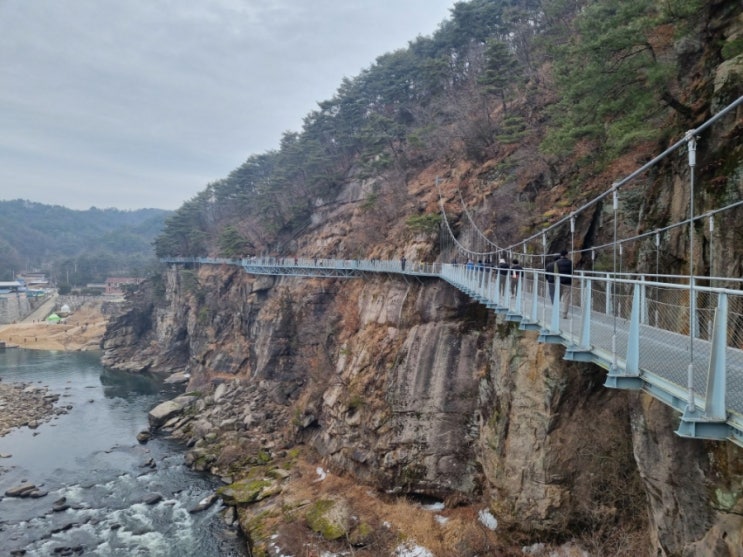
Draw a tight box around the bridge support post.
[704,292,728,419]
[485,268,496,309]
[494,271,502,308]
[604,283,643,390]
[538,277,563,343]
[626,283,640,374]
[519,269,541,331]
[507,271,524,322]
[493,270,508,314]
[676,292,729,441]
[565,278,593,361]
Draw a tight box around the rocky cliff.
[101,4,743,556]
[102,226,742,557]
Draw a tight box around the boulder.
[53,497,70,512]
[189,493,219,513]
[5,482,38,497]
[305,498,351,540]
[164,372,190,385]
[148,400,182,428]
[148,396,194,428]
[217,478,281,505]
[144,493,163,505]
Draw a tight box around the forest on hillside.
[0,199,170,286]
[154,0,741,262]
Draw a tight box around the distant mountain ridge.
[0,199,171,283]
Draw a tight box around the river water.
[0,349,247,556]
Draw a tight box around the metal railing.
[163,256,743,446]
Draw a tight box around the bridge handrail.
[162,257,743,297]
[162,254,743,446]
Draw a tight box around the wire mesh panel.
[726,291,743,414]
[648,285,691,335]
[591,281,609,320]
[727,294,743,350]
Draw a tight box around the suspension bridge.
[163,95,743,447]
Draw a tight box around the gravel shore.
[0,381,67,438]
[0,300,107,441]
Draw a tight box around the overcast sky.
[0,0,455,211]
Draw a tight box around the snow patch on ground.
[522,541,591,556]
[478,508,498,530]
[394,543,434,557]
[315,467,327,481]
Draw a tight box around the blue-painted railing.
[163,256,743,447]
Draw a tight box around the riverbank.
[0,300,108,438]
[0,381,64,438]
[0,351,246,556]
[0,299,108,351]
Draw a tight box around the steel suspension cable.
[504,95,743,254]
[435,95,742,273]
[568,199,743,261]
[687,132,697,413]
[457,188,502,254]
[611,186,619,373]
[436,185,490,260]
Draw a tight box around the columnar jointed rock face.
[103,259,652,546]
[104,234,743,554]
[105,261,743,553]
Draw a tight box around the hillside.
[0,199,170,283]
[102,1,743,556]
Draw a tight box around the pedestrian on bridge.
[546,250,573,318]
[510,258,523,297]
[497,258,510,298]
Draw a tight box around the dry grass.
[0,300,107,351]
[242,453,647,556]
[262,457,510,556]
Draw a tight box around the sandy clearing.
[0,300,109,352]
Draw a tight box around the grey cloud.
[1,0,454,210]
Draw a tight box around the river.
[0,349,247,556]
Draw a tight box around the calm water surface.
[0,349,246,556]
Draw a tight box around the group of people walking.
[462,249,574,317]
[463,257,525,297]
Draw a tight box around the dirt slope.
[0,300,107,351]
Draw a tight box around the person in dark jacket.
[546,249,573,317]
[510,258,524,297]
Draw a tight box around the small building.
[17,273,48,287]
[85,283,107,295]
[0,281,23,294]
[105,277,144,296]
